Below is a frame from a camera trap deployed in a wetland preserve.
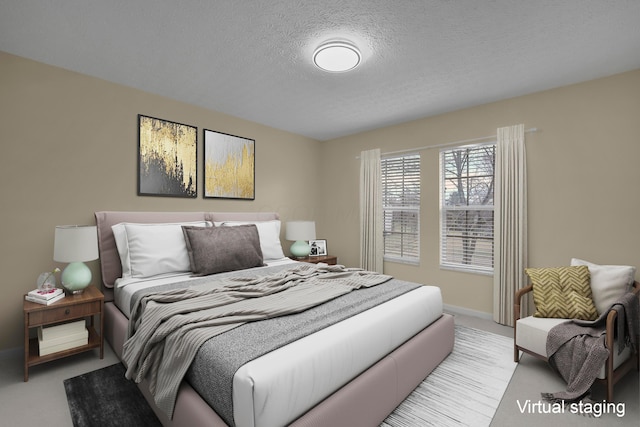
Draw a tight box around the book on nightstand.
[25,292,66,305]
[39,320,86,340]
[38,327,89,356]
[27,287,64,300]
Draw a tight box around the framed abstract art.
[138,115,197,197]
[204,129,255,200]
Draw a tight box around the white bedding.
[114,260,443,427]
[234,285,442,427]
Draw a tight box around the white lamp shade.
[285,221,316,241]
[54,225,99,263]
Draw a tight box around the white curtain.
[359,148,384,273]
[493,124,528,326]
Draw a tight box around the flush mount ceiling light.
[313,41,361,72]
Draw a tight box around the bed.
[95,211,455,427]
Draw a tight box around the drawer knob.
[65,309,70,315]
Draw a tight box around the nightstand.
[292,255,338,265]
[23,285,104,381]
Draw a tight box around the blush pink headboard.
[94,211,280,298]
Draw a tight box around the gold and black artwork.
[138,115,197,197]
[204,129,255,200]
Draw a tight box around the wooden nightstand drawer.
[28,300,101,325]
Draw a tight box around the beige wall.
[318,69,640,316]
[2,49,639,352]
[0,51,321,351]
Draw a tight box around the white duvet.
[114,260,443,427]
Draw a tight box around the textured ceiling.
[1,1,640,141]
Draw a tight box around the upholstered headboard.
[94,211,280,295]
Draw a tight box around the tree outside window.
[440,144,495,273]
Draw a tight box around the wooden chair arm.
[514,284,533,323]
[604,280,639,349]
[600,280,639,399]
[515,284,534,303]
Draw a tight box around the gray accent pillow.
[182,224,264,276]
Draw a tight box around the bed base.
[104,302,454,427]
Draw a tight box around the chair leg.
[606,378,614,403]
[514,345,520,363]
[605,354,614,402]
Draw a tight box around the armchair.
[514,279,639,402]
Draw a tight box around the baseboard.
[444,304,493,321]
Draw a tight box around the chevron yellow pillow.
[525,266,598,320]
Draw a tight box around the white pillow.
[571,258,636,315]
[112,221,210,279]
[221,220,286,261]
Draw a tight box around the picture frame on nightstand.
[309,239,327,256]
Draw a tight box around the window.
[440,143,495,274]
[382,154,420,263]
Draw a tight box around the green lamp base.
[61,262,92,294]
[290,240,311,258]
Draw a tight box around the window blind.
[382,154,420,263]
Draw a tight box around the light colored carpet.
[381,325,517,427]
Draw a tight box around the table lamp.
[54,225,99,294]
[285,221,316,258]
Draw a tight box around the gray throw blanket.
[543,291,639,402]
[122,264,392,418]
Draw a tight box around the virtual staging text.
[517,399,626,418]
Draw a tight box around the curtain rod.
[356,127,538,158]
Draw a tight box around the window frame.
[439,142,495,275]
[381,153,421,265]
